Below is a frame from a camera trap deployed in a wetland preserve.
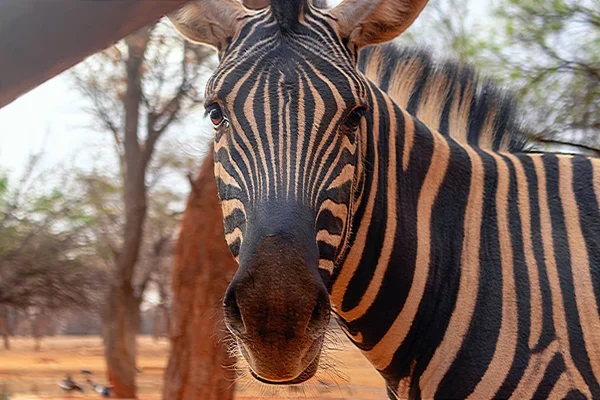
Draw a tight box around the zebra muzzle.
[222,229,330,384]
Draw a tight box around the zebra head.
[170,0,427,385]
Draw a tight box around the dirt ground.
[0,335,386,400]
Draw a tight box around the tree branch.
[533,137,600,156]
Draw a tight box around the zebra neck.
[330,87,472,382]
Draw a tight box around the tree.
[72,21,211,397]
[76,162,183,341]
[401,0,490,64]
[400,0,600,154]
[0,306,9,349]
[491,0,600,150]
[163,152,238,400]
[0,155,105,350]
[143,187,181,341]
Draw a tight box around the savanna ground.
[0,335,386,400]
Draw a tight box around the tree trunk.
[0,307,10,350]
[162,303,170,339]
[102,282,141,398]
[102,27,152,399]
[152,305,168,342]
[159,280,170,338]
[163,152,238,400]
[153,282,169,341]
[152,309,161,342]
[30,312,51,352]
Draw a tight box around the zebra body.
[170,0,600,397]
[331,92,600,398]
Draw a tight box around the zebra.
[357,44,528,153]
[170,0,600,398]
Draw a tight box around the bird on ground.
[58,375,83,392]
[82,369,113,398]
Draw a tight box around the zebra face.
[170,0,427,386]
[208,32,367,384]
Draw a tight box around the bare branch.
[532,137,600,156]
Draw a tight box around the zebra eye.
[207,104,226,128]
[344,107,366,131]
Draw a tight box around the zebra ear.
[329,0,428,49]
[169,0,250,50]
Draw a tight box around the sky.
[0,72,91,177]
[0,0,491,183]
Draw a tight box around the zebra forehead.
[213,56,364,109]
[205,9,369,109]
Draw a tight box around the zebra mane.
[359,43,531,153]
[270,0,309,31]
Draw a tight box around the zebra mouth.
[240,336,323,385]
[250,357,319,385]
[248,352,320,385]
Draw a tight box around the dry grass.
[0,335,385,400]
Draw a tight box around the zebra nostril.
[311,300,322,323]
[224,291,245,335]
[307,292,330,334]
